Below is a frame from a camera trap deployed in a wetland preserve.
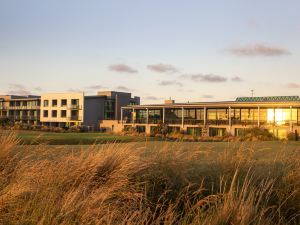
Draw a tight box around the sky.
[0,0,300,104]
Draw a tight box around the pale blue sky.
[0,0,299,103]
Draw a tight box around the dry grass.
[0,131,299,225]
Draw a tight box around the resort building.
[1,91,140,129]
[0,95,41,125]
[114,96,300,139]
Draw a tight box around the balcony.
[231,120,258,126]
[184,119,204,125]
[68,116,82,121]
[164,119,182,124]
[206,120,229,125]
[67,105,82,110]
[9,105,40,110]
[148,118,163,124]
[135,118,147,124]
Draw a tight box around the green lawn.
[16,131,156,145]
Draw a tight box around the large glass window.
[165,108,182,124]
[207,109,228,125]
[187,127,202,136]
[104,100,115,120]
[148,109,162,124]
[135,109,147,124]
[241,108,258,122]
[184,108,204,124]
[298,109,300,125]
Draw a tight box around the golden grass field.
[0,131,299,225]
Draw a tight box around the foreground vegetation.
[0,132,299,224]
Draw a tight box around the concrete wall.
[100,120,123,133]
[40,92,84,124]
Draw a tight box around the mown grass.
[15,130,158,145]
[0,131,299,224]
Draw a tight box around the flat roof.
[122,96,300,109]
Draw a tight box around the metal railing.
[8,106,40,110]
[67,105,83,110]
[184,119,204,125]
[68,116,83,121]
[206,120,229,125]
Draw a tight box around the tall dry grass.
[0,131,299,225]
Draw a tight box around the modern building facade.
[118,96,300,139]
[0,91,140,129]
[0,95,41,125]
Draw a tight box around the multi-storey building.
[0,91,140,130]
[117,96,300,139]
[0,95,41,125]
[40,92,85,127]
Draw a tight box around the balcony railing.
[135,118,147,124]
[148,118,163,124]
[8,106,40,110]
[68,116,82,121]
[67,105,83,110]
[206,119,229,125]
[164,119,182,124]
[184,119,204,125]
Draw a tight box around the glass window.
[44,100,49,107]
[61,110,67,118]
[52,110,57,118]
[43,110,48,117]
[61,99,67,106]
[52,99,57,107]
[71,99,79,105]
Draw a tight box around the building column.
[181,107,184,128]
[132,108,135,125]
[162,107,165,123]
[290,106,293,132]
[258,106,260,127]
[273,108,276,125]
[146,108,149,124]
[204,107,207,126]
[228,106,231,127]
[121,108,123,124]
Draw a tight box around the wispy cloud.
[147,64,179,73]
[227,44,290,56]
[231,76,243,82]
[68,88,84,92]
[181,74,227,82]
[158,80,183,87]
[202,95,214,99]
[116,86,132,92]
[109,64,138,73]
[177,89,194,93]
[143,96,162,101]
[8,84,31,96]
[287,83,300,88]
[85,85,107,90]
[33,86,43,92]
